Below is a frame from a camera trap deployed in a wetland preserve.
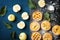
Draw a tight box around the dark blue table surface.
[0,0,31,40]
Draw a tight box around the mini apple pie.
[31,32,41,40]
[30,21,40,31]
[41,20,51,31]
[52,25,60,35]
[32,10,43,21]
[43,32,52,40]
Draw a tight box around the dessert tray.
[0,0,60,40]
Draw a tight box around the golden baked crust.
[32,10,43,21]
[31,32,41,40]
[41,20,51,31]
[30,21,40,31]
[43,32,52,40]
[52,25,60,35]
